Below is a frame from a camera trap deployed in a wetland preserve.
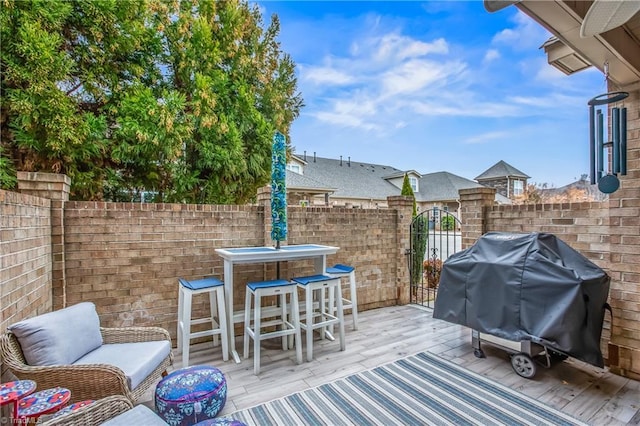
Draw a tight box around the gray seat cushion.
[8,302,103,366]
[74,341,171,390]
[101,405,168,425]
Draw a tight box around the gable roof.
[475,160,530,180]
[416,172,485,202]
[289,155,403,200]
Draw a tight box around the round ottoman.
[155,365,227,426]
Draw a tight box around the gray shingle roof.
[415,172,484,202]
[475,160,530,180]
[288,154,513,204]
[286,171,336,193]
[290,156,403,200]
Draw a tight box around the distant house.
[285,153,511,215]
[475,160,530,200]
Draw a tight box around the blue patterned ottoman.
[193,419,246,426]
[155,365,227,426]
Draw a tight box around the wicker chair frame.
[0,326,173,403]
[41,395,134,426]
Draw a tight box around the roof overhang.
[485,0,640,90]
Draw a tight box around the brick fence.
[2,156,639,380]
[1,176,413,360]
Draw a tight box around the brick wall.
[3,189,410,348]
[71,202,404,336]
[607,88,640,378]
[60,202,264,335]
[0,190,52,379]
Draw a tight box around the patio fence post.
[458,187,496,249]
[17,172,71,310]
[387,195,414,305]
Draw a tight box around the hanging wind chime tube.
[587,90,629,193]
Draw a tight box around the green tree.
[1,0,302,203]
[401,173,417,217]
[1,0,162,199]
[401,173,427,288]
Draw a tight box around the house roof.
[416,172,484,202]
[289,154,512,204]
[475,160,531,181]
[289,156,402,200]
[286,171,336,194]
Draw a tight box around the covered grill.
[433,232,610,376]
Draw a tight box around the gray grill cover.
[433,232,610,367]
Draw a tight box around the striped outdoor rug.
[224,351,587,426]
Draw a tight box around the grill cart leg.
[511,353,537,378]
[471,330,486,358]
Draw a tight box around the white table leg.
[224,260,241,363]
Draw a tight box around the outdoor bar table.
[215,244,339,363]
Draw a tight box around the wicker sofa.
[0,302,173,403]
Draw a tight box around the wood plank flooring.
[143,305,640,425]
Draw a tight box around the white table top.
[215,244,339,264]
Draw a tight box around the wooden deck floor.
[146,305,640,425]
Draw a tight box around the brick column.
[388,195,414,305]
[17,172,71,310]
[458,187,495,249]
[606,87,640,379]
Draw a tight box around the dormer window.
[409,176,418,192]
[287,164,301,174]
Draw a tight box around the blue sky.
[256,1,606,187]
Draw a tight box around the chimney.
[313,152,316,162]
[304,151,307,161]
[348,156,351,167]
[340,156,343,166]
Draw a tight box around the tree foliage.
[402,173,426,287]
[401,173,417,217]
[513,176,603,205]
[0,0,302,203]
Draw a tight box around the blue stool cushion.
[292,275,334,285]
[327,264,355,274]
[180,277,223,290]
[247,279,292,291]
[155,365,227,426]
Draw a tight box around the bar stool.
[292,274,345,362]
[326,264,359,330]
[243,279,302,375]
[177,277,229,367]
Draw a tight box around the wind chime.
[588,63,628,194]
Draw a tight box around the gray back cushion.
[8,302,103,366]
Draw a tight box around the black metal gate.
[407,207,462,308]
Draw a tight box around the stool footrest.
[252,325,297,341]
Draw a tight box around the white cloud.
[491,10,550,50]
[463,131,512,144]
[374,35,448,62]
[380,59,465,98]
[508,92,587,109]
[409,99,523,118]
[483,49,501,64]
[312,111,380,131]
[302,66,354,86]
